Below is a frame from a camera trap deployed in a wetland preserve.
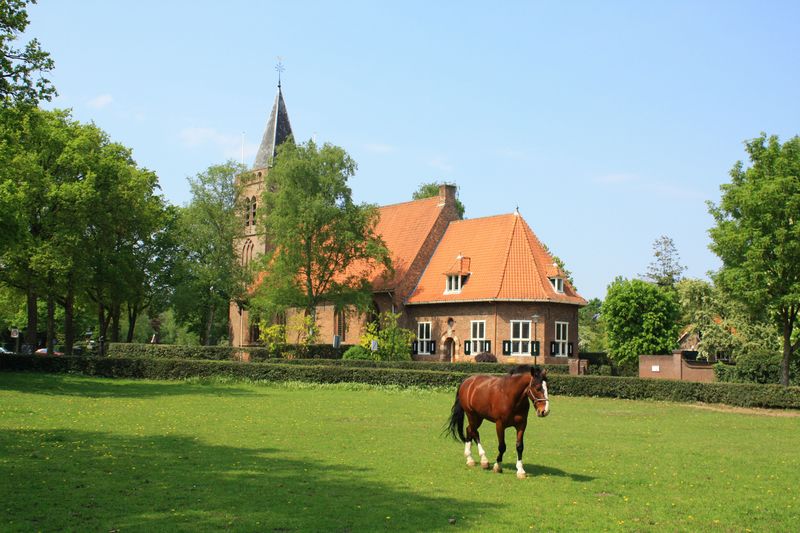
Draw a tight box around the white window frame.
[510,320,531,355]
[417,322,432,354]
[445,274,462,294]
[549,277,564,293]
[555,321,569,357]
[470,320,486,353]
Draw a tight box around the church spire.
[253,68,293,170]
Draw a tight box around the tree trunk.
[111,302,121,342]
[63,288,75,355]
[204,303,216,346]
[782,313,793,387]
[97,301,106,339]
[25,286,38,348]
[126,304,139,343]
[46,286,55,355]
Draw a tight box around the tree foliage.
[412,181,465,219]
[676,278,781,364]
[0,107,172,352]
[253,140,391,327]
[357,311,415,361]
[174,161,251,345]
[643,235,686,288]
[708,133,800,386]
[578,297,606,352]
[603,278,679,365]
[0,0,55,106]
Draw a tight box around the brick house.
[230,86,587,363]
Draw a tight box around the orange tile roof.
[406,212,586,305]
[359,195,447,291]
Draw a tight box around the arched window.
[250,197,257,227]
[242,239,254,266]
[244,196,252,227]
[335,309,346,342]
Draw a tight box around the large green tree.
[253,140,391,330]
[0,0,55,105]
[708,133,800,386]
[603,278,679,365]
[174,161,250,345]
[676,278,780,365]
[0,107,170,352]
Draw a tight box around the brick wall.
[405,301,580,363]
[639,353,716,383]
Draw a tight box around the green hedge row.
[106,343,570,373]
[258,358,570,374]
[107,343,353,361]
[3,355,800,409]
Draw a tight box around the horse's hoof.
[516,471,527,480]
[481,461,490,470]
[492,463,502,473]
[466,457,476,467]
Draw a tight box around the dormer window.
[446,274,463,294]
[549,277,564,293]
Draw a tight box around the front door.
[443,338,454,362]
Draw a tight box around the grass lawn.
[1,373,799,532]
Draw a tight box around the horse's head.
[527,367,550,417]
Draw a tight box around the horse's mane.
[508,364,532,375]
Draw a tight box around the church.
[229,84,586,364]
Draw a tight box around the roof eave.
[405,297,586,306]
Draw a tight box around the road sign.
[10,328,19,339]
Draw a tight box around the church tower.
[230,82,294,347]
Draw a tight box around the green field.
[1,373,799,532]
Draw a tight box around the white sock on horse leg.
[477,443,487,459]
[464,441,472,458]
[516,460,525,474]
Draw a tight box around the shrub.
[108,342,350,362]
[715,351,797,385]
[342,345,372,361]
[474,352,497,363]
[358,312,415,361]
[4,355,799,410]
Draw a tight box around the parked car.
[34,347,64,356]
[0,346,12,355]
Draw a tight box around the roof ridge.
[494,214,519,299]
[378,195,442,210]
[448,212,516,224]
[517,216,549,298]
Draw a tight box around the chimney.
[438,184,456,207]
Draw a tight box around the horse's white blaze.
[516,460,525,474]
[542,381,550,414]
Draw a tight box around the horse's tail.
[445,387,467,443]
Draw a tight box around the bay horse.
[447,365,549,479]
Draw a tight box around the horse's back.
[459,374,503,419]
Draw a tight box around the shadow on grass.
[0,372,256,399]
[0,427,486,532]
[526,463,596,482]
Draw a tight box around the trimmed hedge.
[107,343,353,361]
[258,358,570,375]
[106,343,570,373]
[3,355,800,410]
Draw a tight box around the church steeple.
[253,83,293,170]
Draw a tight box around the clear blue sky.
[30,1,800,300]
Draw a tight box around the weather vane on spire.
[275,56,285,88]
